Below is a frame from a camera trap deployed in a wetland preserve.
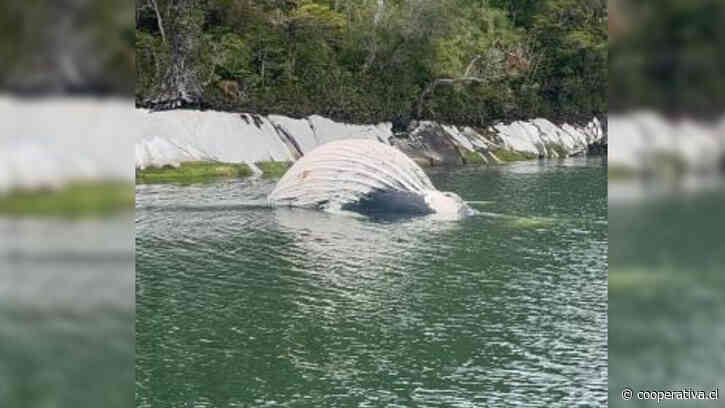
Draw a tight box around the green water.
[0,216,134,408]
[609,182,725,407]
[136,158,608,407]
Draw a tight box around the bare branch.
[362,0,385,74]
[463,54,482,77]
[373,0,385,25]
[416,55,491,118]
[149,0,167,44]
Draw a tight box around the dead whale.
[268,139,474,219]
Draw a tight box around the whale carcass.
[268,139,473,219]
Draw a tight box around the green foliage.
[136,31,165,97]
[136,0,606,124]
[216,33,253,78]
[610,0,725,117]
[293,2,347,30]
[3,0,135,94]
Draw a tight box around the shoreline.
[135,109,606,184]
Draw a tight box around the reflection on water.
[609,180,725,407]
[0,215,134,408]
[136,158,607,407]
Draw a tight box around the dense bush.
[136,0,607,125]
[609,0,725,118]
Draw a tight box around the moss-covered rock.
[136,161,252,184]
[646,152,687,180]
[459,148,487,165]
[255,161,292,178]
[0,182,134,217]
[493,149,538,162]
[545,142,568,158]
[608,166,640,180]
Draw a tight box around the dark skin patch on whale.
[342,190,433,216]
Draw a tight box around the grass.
[493,149,538,162]
[255,161,292,178]
[0,182,134,217]
[136,161,253,184]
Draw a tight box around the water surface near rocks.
[136,157,607,407]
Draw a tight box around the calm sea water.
[0,215,134,408]
[136,157,608,407]
[609,181,725,407]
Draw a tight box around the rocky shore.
[608,111,725,178]
[0,95,607,196]
[135,109,606,181]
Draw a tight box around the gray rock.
[391,121,463,166]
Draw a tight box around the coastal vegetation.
[134,144,553,185]
[135,161,253,183]
[492,148,538,162]
[135,161,292,183]
[609,0,725,118]
[0,182,134,217]
[135,0,607,126]
[255,161,292,178]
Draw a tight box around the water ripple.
[136,157,607,407]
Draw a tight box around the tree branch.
[362,0,385,74]
[463,54,482,77]
[149,0,167,44]
[416,55,487,118]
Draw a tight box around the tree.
[144,0,206,110]
[135,0,608,124]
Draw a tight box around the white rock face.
[137,110,295,165]
[0,94,608,195]
[0,95,137,194]
[608,111,725,173]
[307,115,392,145]
[133,106,605,172]
[268,115,318,154]
[488,118,602,158]
[494,121,540,154]
[134,110,396,171]
[442,125,475,151]
[135,135,215,170]
[460,126,495,150]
